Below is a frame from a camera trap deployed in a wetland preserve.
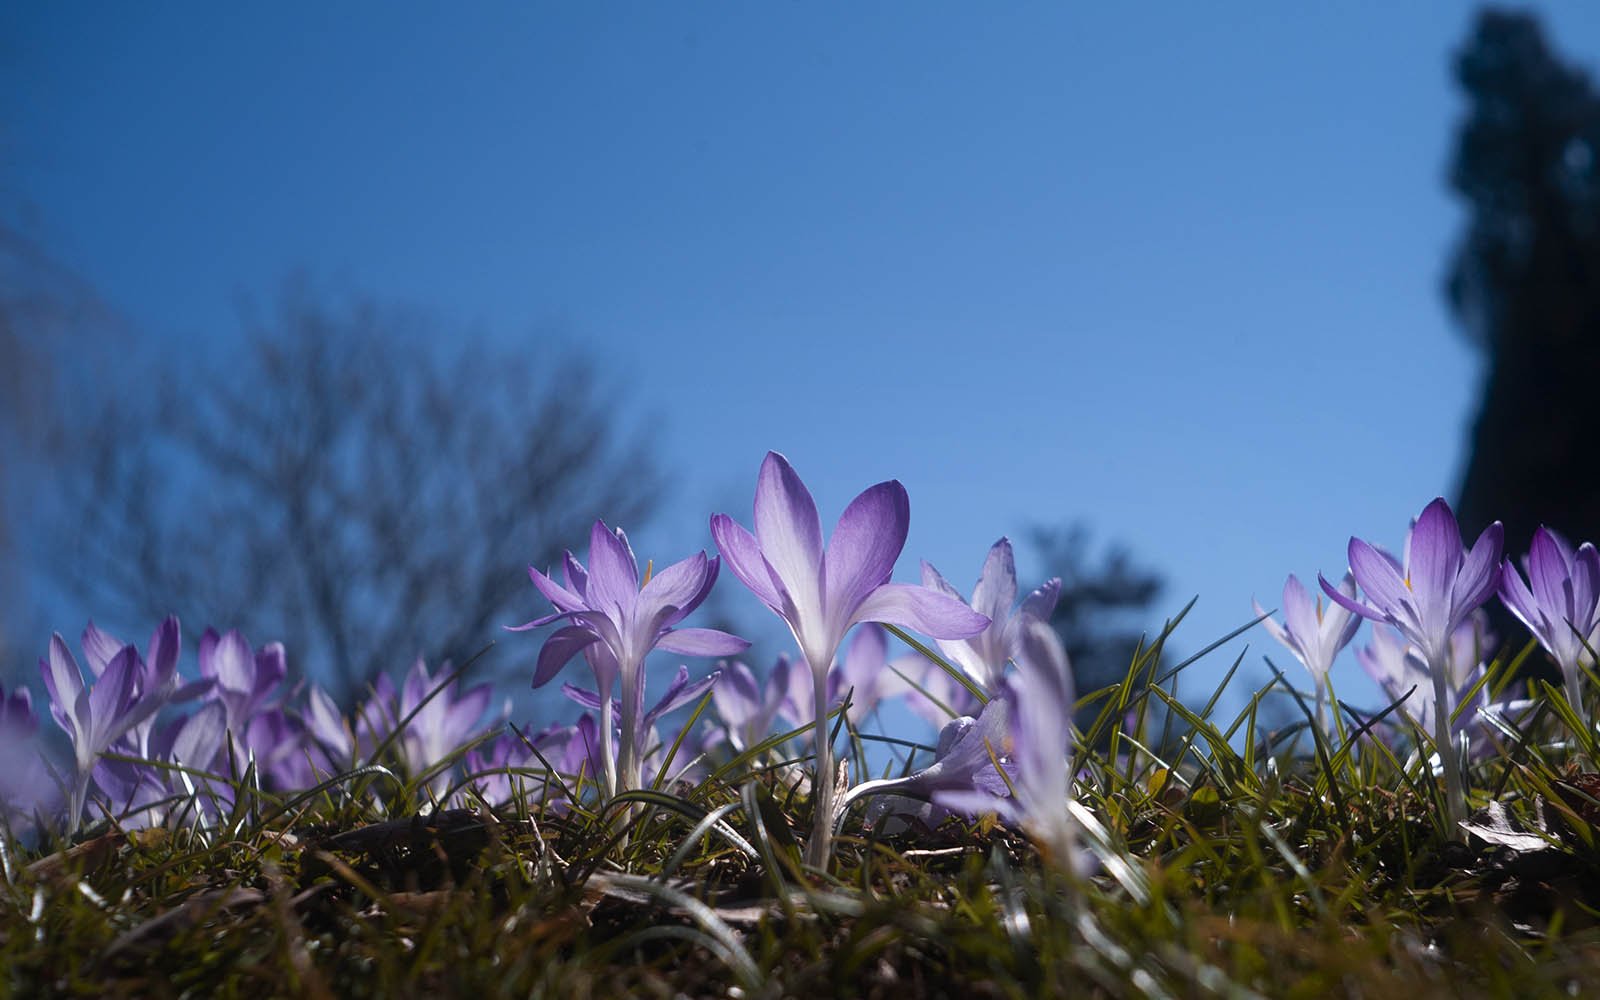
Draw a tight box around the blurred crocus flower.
[0,683,54,828]
[898,650,983,725]
[199,628,287,736]
[711,657,795,753]
[465,721,595,809]
[513,520,747,798]
[1500,526,1600,721]
[79,617,205,758]
[837,695,1013,826]
[922,537,1062,694]
[711,451,990,866]
[1322,498,1502,825]
[92,699,232,829]
[1254,572,1360,735]
[40,627,176,831]
[936,618,1081,868]
[1357,611,1529,763]
[193,628,310,786]
[361,658,498,799]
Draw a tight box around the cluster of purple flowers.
[10,621,508,835]
[14,452,1595,870]
[1256,497,1600,825]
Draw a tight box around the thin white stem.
[598,698,618,802]
[618,668,643,795]
[68,769,91,838]
[1428,652,1466,831]
[1564,668,1593,771]
[804,666,835,870]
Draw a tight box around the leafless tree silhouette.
[50,281,662,707]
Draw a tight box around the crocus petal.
[822,480,910,626]
[41,634,86,738]
[636,551,710,635]
[1347,538,1413,617]
[89,646,143,751]
[710,514,785,611]
[646,666,721,725]
[1408,496,1459,595]
[1020,578,1062,623]
[527,565,588,615]
[1527,526,1571,618]
[306,685,352,760]
[503,609,577,632]
[145,616,181,691]
[1251,597,1291,650]
[1575,543,1600,628]
[752,452,824,614]
[172,701,226,769]
[563,551,590,599]
[970,538,1019,626]
[851,583,991,639]
[1451,521,1504,620]
[585,520,640,621]
[1499,560,1540,634]
[712,662,762,731]
[254,643,288,699]
[561,683,607,713]
[208,630,257,695]
[656,627,750,656]
[445,684,494,742]
[919,560,963,602]
[80,622,123,678]
[1280,575,1318,644]
[533,626,598,688]
[400,658,432,716]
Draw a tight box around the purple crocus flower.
[1499,526,1600,721]
[711,658,794,754]
[40,629,174,831]
[79,617,205,758]
[1253,572,1360,736]
[360,658,498,799]
[1322,498,1503,826]
[711,452,990,866]
[922,537,1062,694]
[513,520,748,798]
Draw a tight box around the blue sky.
[6,4,1600,722]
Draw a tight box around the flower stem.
[598,697,618,802]
[618,670,643,795]
[804,666,835,870]
[1428,653,1466,831]
[1564,669,1593,771]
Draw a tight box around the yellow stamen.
[643,559,654,586]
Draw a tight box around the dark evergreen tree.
[1449,9,1600,565]
[1031,525,1166,743]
